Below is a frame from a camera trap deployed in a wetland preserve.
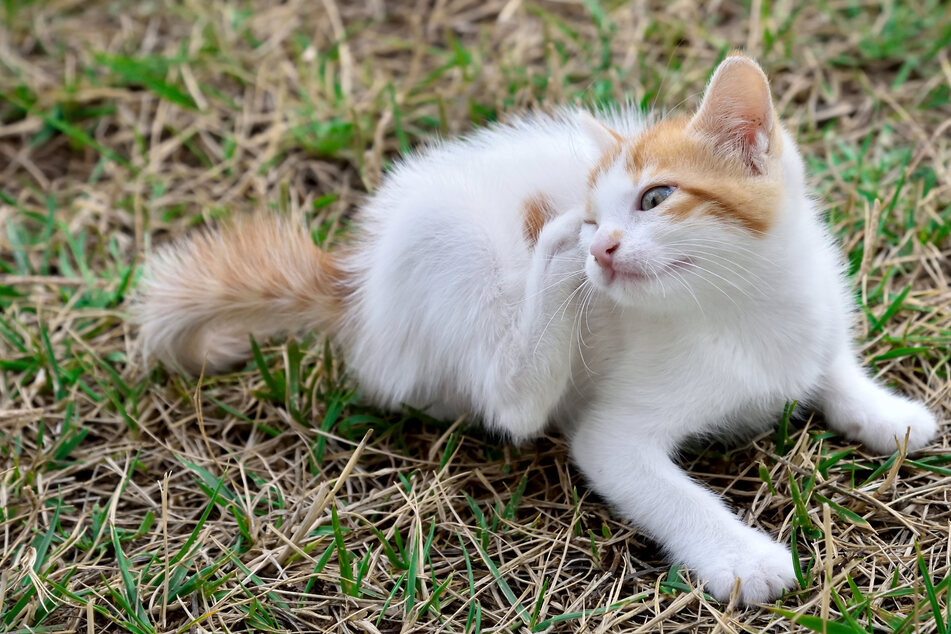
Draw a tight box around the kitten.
[137,55,938,604]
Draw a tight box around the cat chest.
[593,322,827,417]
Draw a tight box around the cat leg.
[571,415,797,604]
[482,210,586,440]
[817,350,937,454]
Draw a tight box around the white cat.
[137,55,938,604]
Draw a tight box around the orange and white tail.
[136,215,349,375]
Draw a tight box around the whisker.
[532,280,587,358]
[575,283,598,377]
[582,285,597,340]
[662,237,766,261]
[680,264,746,306]
[668,269,705,316]
[676,252,768,291]
[509,269,586,306]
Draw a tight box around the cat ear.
[688,55,775,174]
[578,111,622,154]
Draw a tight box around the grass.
[1,0,950,631]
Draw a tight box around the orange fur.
[603,125,623,144]
[583,199,596,224]
[617,117,783,234]
[587,142,623,188]
[138,216,349,374]
[521,193,556,245]
[583,55,783,235]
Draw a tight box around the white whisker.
[533,280,587,358]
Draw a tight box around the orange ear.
[578,111,622,154]
[688,55,775,174]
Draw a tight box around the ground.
[1,1,950,632]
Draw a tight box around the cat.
[136,54,938,604]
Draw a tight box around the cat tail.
[135,215,350,375]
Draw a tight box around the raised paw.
[690,527,797,605]
[535,208,585,261]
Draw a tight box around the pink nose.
[590,236,620,269]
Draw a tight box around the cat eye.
[639,185,675,211]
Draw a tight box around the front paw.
[689,528,797,604]
[840,393,938,455]
[535,209,584,261]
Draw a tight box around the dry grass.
[2,1,951,632]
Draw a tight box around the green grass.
[1,0,950,632]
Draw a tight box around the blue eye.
[640,185,675,211]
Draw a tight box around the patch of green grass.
[1,0,950,632]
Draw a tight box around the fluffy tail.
[136,215,349,375]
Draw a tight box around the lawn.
[1,0,950,632]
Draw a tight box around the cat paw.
[691,529,797,604]
[535,209,584,261]
[837,393,937,455]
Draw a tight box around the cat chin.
[585,261,699,309]
[601,284,702,311]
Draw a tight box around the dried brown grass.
[1,1,950,632]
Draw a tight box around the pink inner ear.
[689,56,774,174]
[579,112,622,154]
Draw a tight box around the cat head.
[578,54,805,310]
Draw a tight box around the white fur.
[331,108,936,603]
[140,73,938,603]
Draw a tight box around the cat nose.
[590,236,619,269]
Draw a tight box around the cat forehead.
[589,157,661,219]
[588,119,701,190]
[587,118,783,234]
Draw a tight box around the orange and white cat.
[137,55,937,603]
